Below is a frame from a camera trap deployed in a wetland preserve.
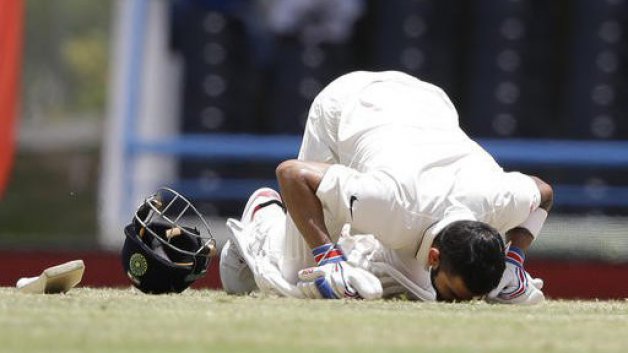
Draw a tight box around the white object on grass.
[16,260,85,294]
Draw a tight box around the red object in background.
[525,260,628,300]
[0,0,24,198]
[0,250,222,289]
[0,250,627,299]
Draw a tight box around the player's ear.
[428,247,440,267]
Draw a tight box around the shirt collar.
[415,212,476,270]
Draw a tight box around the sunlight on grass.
[0,288,627,353]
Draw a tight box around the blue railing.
[130,135,628,167]
[127,134,628,208]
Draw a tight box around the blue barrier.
[130,134,628,167]
[130,134,301,162]
[128,133,628,208]
[480,139,628,168]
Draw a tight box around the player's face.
[430,267,475,302]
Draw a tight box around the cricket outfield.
[0,288,626,353]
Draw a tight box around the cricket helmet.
[122,187,217,294]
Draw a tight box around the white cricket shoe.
[16,260,85,294]
[220,188,283,294]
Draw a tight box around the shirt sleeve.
[315,165,400,239]
[490,172,541,232]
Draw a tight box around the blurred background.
[1,0,628,298]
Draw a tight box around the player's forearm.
[505,227,534,252]
[507,176,554,253]
[276,160,333,249]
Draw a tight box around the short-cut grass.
[1,288,626,353]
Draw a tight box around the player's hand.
[297,243,382,300]
[487,246,545,305]
[297,262,383,300]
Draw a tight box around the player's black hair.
[432,220,505,296]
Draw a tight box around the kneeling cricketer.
[122,71,552,304]
[219,71,552,304]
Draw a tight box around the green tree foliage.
[22,0,111,121]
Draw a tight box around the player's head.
[121,187,217,294]
[429,220,505,301]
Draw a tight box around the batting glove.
[487,246,545,305]
[297,243,382,300]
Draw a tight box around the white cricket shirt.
[310,71,540,293]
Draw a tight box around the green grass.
[1,288,627,353]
